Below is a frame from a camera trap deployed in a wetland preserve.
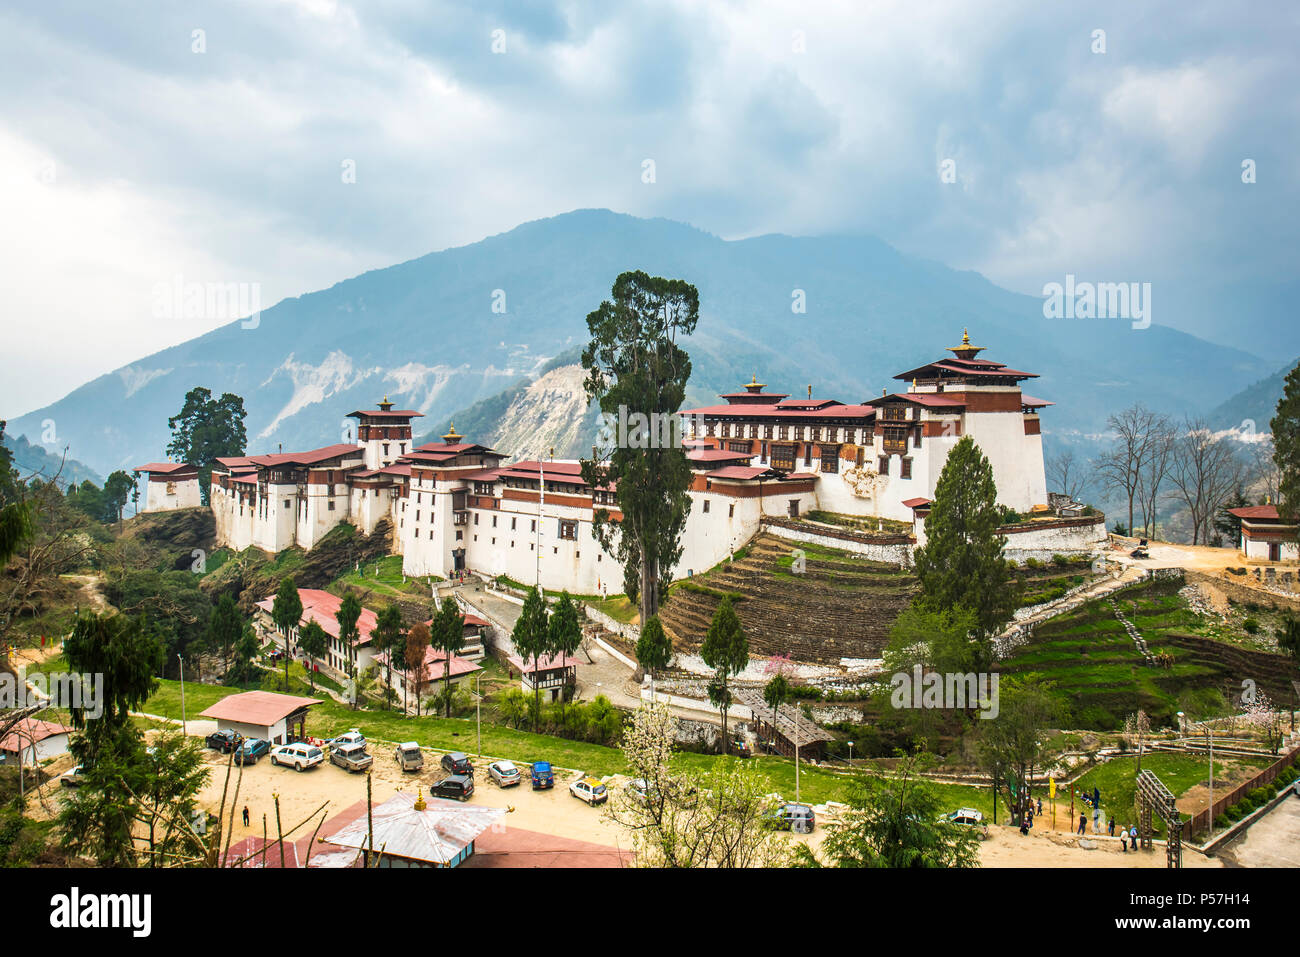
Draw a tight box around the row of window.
[707,421,871,444]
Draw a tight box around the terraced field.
[658,534,919,663]
[1000,577,1297,729]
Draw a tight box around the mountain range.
[5,209,1278,479]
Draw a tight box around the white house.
[1228,505,1300,563]
[133,462,201,512]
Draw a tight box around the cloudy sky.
[2,0,1296,418]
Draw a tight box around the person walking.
[1130,824,1139,849]
[1078,813,1086,835]
[1108,817,1116,837]
[1121,828,1128,852]
[1036,797,1042,816]
[242,805,250,827]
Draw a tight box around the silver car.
[488,760,521,787]
[330,741,373,773]
[394,742,424,772]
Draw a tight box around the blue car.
[234,738,272,765]
[531,761,554,790]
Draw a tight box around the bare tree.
[1247,435,1281,504]
[1137,416,1175,538]
[1168,417,1249,545]
[1046,447,1088,501]
[1095,404,1169,536]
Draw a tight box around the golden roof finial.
[962,329,970,346]
[414,790,427,811]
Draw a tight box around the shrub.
[1243,618,1260,635]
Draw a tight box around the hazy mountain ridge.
[5,209,1273,477]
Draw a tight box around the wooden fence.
[1184,745,1299,837]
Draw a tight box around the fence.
[1184,745,1300,837]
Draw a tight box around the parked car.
[330,741,373,773]
[430,774,474,801]
[569,776,608,806]
[766,802,815,833]
[488,760,521,787]
[205,729,243,753]
[941,807,990,839]
[627,778,653,806]
[394,742,424,772]
[269,742,325,771]
[531,761,554,789]
[59,765,86,787]
[441,751,473,776]
[326,730,366,749]
[234,738,271,765]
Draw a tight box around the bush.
[1243,618,1260,635]
[1052,554,1071,567]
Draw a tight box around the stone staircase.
[657,533,918,664]
[1109,598,1156,666]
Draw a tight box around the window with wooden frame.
[559,519,577,540]
[901,457,913,479]
[879,456,890,475]
[771,443,796,471]
[819,445,839,473]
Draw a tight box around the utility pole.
[178,653,187,736]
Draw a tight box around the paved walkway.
[1218,793,1300,867]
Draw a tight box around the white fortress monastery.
[137,334,1107,593]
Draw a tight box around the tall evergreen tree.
[297,620,329,692]
[511,586,552,730]
[166,387,248,505]
[579,271,698,623]
[335,593,362,707]
[700,595,748,752]
[430,596,466,717]
[204,593,244,674]
[369,604,406,709]
[271,576,302,690]
[1271,359,1300,522]
[912,436,1017,664]
[635,614,672,696]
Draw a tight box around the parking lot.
[197,738,629,857]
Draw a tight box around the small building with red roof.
[0,718,73,767]
[1227,503,1299,563]
[132,461,201,513]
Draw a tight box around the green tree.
[102,470,134,526]
[882,603,982,677]
[912,436,1017,662]
[511,586,552,730]
[271,577,303,690]
[335,593,362,707]
[636,614,672,696]
[204,593,244,675]
[763,673,791,745]
[579,271,698,623]
[228,624,261,687]
[1213,486,1252,545]
[369,604,406,708]
[548,591,583,713]
[430,596,466,717]
[700,595,748,752]
[795,751,980,869]
[297,619,329,692]
[58,611,164,866]
[1272,360,1300,522]
[975,678,1063,826]
[0,421,32,564]
[166,386,248,506]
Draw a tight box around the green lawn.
[1070,752,1244,835]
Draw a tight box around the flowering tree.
[608,701,787,868]
[1244,691,1287,755]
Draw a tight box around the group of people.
[1073,812,1143,850]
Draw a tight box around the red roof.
[705,466,782,480]
[680,403,877,419]
[247,443,362,468]
[375,649,482,681]
[1228,505,1290,522]
[215,456,257,470]
[0,718,72,753]
[687,448,752,463]
[133,461,196,474]
[902,497,932,509]
[893,358,1037,381]
[507,652,578,674]
[255,589,380,646]
[199,690,322,726]
[870,393,966,408]
[1020,395,1054,408]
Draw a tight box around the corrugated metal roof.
[321,792,505,864]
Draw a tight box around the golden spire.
[414,790,427,811]
[962,329,970,346]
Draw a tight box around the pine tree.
[912,436,1017,664]
[1271,359,1300,521]
[271,576,302,690]
[700,596,748,752]
[335,593,362,707]
[636,614,672,696]
[368,604,406,709]
[511,587,552,730]
[430,596,466,717]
